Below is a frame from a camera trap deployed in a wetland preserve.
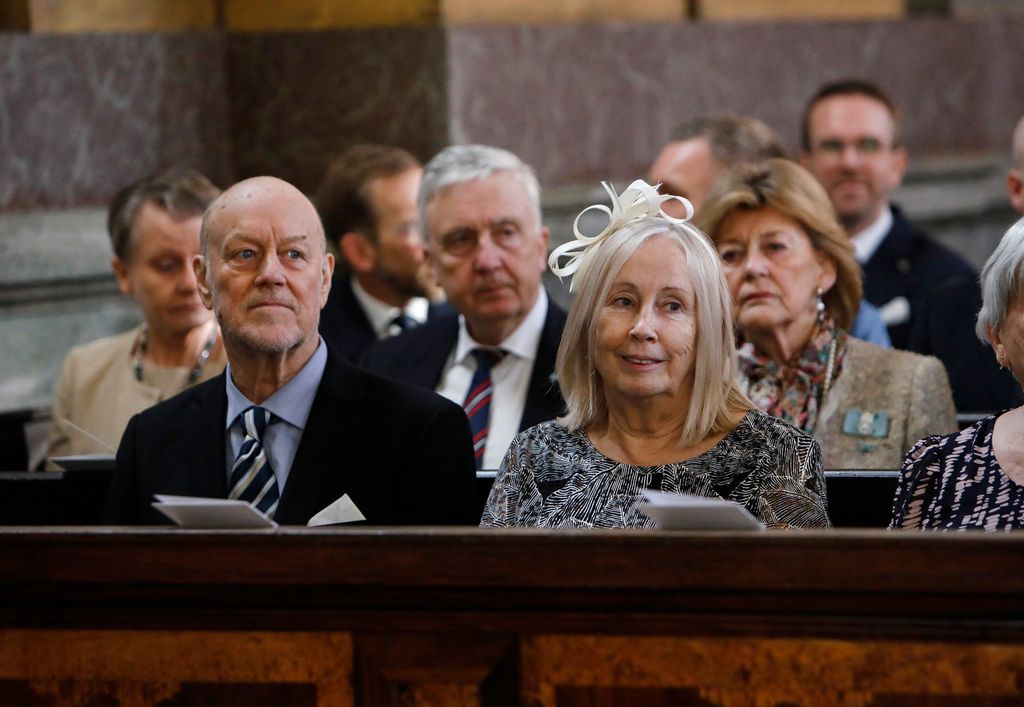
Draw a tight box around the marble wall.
[1,17,1022,417]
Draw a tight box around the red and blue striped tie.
[463,349,505,469]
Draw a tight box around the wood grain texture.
[524,635,1024,706]
[0,629,352,706]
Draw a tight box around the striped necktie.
[463,349,505,469]
[228,406,280,518]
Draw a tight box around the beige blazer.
[816,339,957,470]
[46,325,226,464]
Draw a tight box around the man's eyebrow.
[440,225,476,240]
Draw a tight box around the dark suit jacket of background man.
[102,345,479,525]
[865,205,1018,411]
[363,297,568,435]
[318,274,452,364]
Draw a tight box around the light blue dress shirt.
[850,301,891,348]
[224,338,328,492]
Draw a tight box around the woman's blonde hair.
[556,217,750,445]
[695,158,862,331]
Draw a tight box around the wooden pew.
[0,527,1021,705]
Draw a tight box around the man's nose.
[837,143,864,167]
[473,230,503,271]
[255,252,286,284]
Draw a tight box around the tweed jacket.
[815,338,957,470]
[46,325,227,463]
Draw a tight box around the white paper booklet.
[640,489,763,531]
[152,494,278,529]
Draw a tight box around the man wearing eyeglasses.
[364,144,567,470]
[800,78,1017,412]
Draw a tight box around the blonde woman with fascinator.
[480,180,829,529]
[892,217,1024,529]
[696,159,956,471]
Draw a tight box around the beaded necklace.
[133,322,217,384]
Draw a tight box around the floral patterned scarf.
[737,318,848,435]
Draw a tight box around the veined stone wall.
[1,17,1022,417]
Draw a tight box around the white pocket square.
[307,494,367,526]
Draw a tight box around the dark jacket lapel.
[519,299,568,430]
[274,349,366,524]
[183,375,229,499]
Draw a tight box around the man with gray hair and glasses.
[365,144,567,470]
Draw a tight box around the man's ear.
[320,252,335,307]
[338,231,377,275]
[537,226,551,272]
[111,256,132,296]
[887,145,909,190]
[1008,169,1024,214]
[192,254,214,309]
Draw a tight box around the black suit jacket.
[864,206,1018,412]
[102,347,478,525]
[318,275,452,363]
[363,297,568,433]
[862,206,977,350]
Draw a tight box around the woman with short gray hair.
[480,180,829,529]
[891,217,1024,529]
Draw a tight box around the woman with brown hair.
[697,159,956,470]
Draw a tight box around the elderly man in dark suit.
[314,145,449,363]
[103,176,477,525]
[365,145,567,470]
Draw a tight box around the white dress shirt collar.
[351,277,429,339]
[850,206,893,264]
[454,288,548,364]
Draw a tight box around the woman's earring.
[816,287,826,325]
[997,346,1008,370]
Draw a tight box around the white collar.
[351,277,429,338]
[849,206,893,264]
[454,289,548,363]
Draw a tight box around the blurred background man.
[314,144,444,363]
[800,79,1016,411]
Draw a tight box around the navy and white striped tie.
[228,406,280,518]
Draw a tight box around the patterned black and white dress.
[480,409,829,529]
[890,414,1024,530]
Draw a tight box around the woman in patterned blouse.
[891,217,1024,530]
[480,180,829,529]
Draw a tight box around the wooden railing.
[0,527,1022,705]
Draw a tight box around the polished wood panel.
[696,0,904,20]
[19,0,216,32]
[0,528,1022,706]
[0,629,351,706]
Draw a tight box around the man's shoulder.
[346,360,463,418]
[885,207,975,278]
[364,310,459,365]
[131,374,223,426]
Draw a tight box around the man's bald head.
[194,175,334,369]
[201,176,326,255]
